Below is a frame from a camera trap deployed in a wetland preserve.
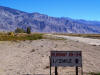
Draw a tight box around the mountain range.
[0,6,100,33]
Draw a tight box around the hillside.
[0,6,100,33]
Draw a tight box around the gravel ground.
[0,38,100,75]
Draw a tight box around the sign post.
[76,66,78,75]
[49,56,51,75]
[55,66,58,75]
[50,51,82,75]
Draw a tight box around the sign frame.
[49,51,83,75]
[50,51,82,67]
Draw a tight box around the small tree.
[15,28,25,33]
[27,27,31,34]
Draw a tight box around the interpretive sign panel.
[51,51,82,67]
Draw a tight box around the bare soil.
[0,38,100,75]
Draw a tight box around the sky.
[0,0,100,21]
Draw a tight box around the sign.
[50,51,82,67]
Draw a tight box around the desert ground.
[0,34,100,75]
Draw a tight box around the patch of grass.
[0,32,7,35]
[44,65,50,69]
[0,33,43,41]
[30,49,35,52]
[89,72,100,75]
[44,35,66,40]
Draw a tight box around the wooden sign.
[51,51,82,67]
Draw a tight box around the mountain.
[0,6,100,33]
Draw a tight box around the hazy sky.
[0,0,100,21]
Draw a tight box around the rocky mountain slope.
[0,6,100,33]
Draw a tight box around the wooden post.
[76,66,78,75]
[81,51,83,75]
[55,66,58,75]
[49,56,51,75]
